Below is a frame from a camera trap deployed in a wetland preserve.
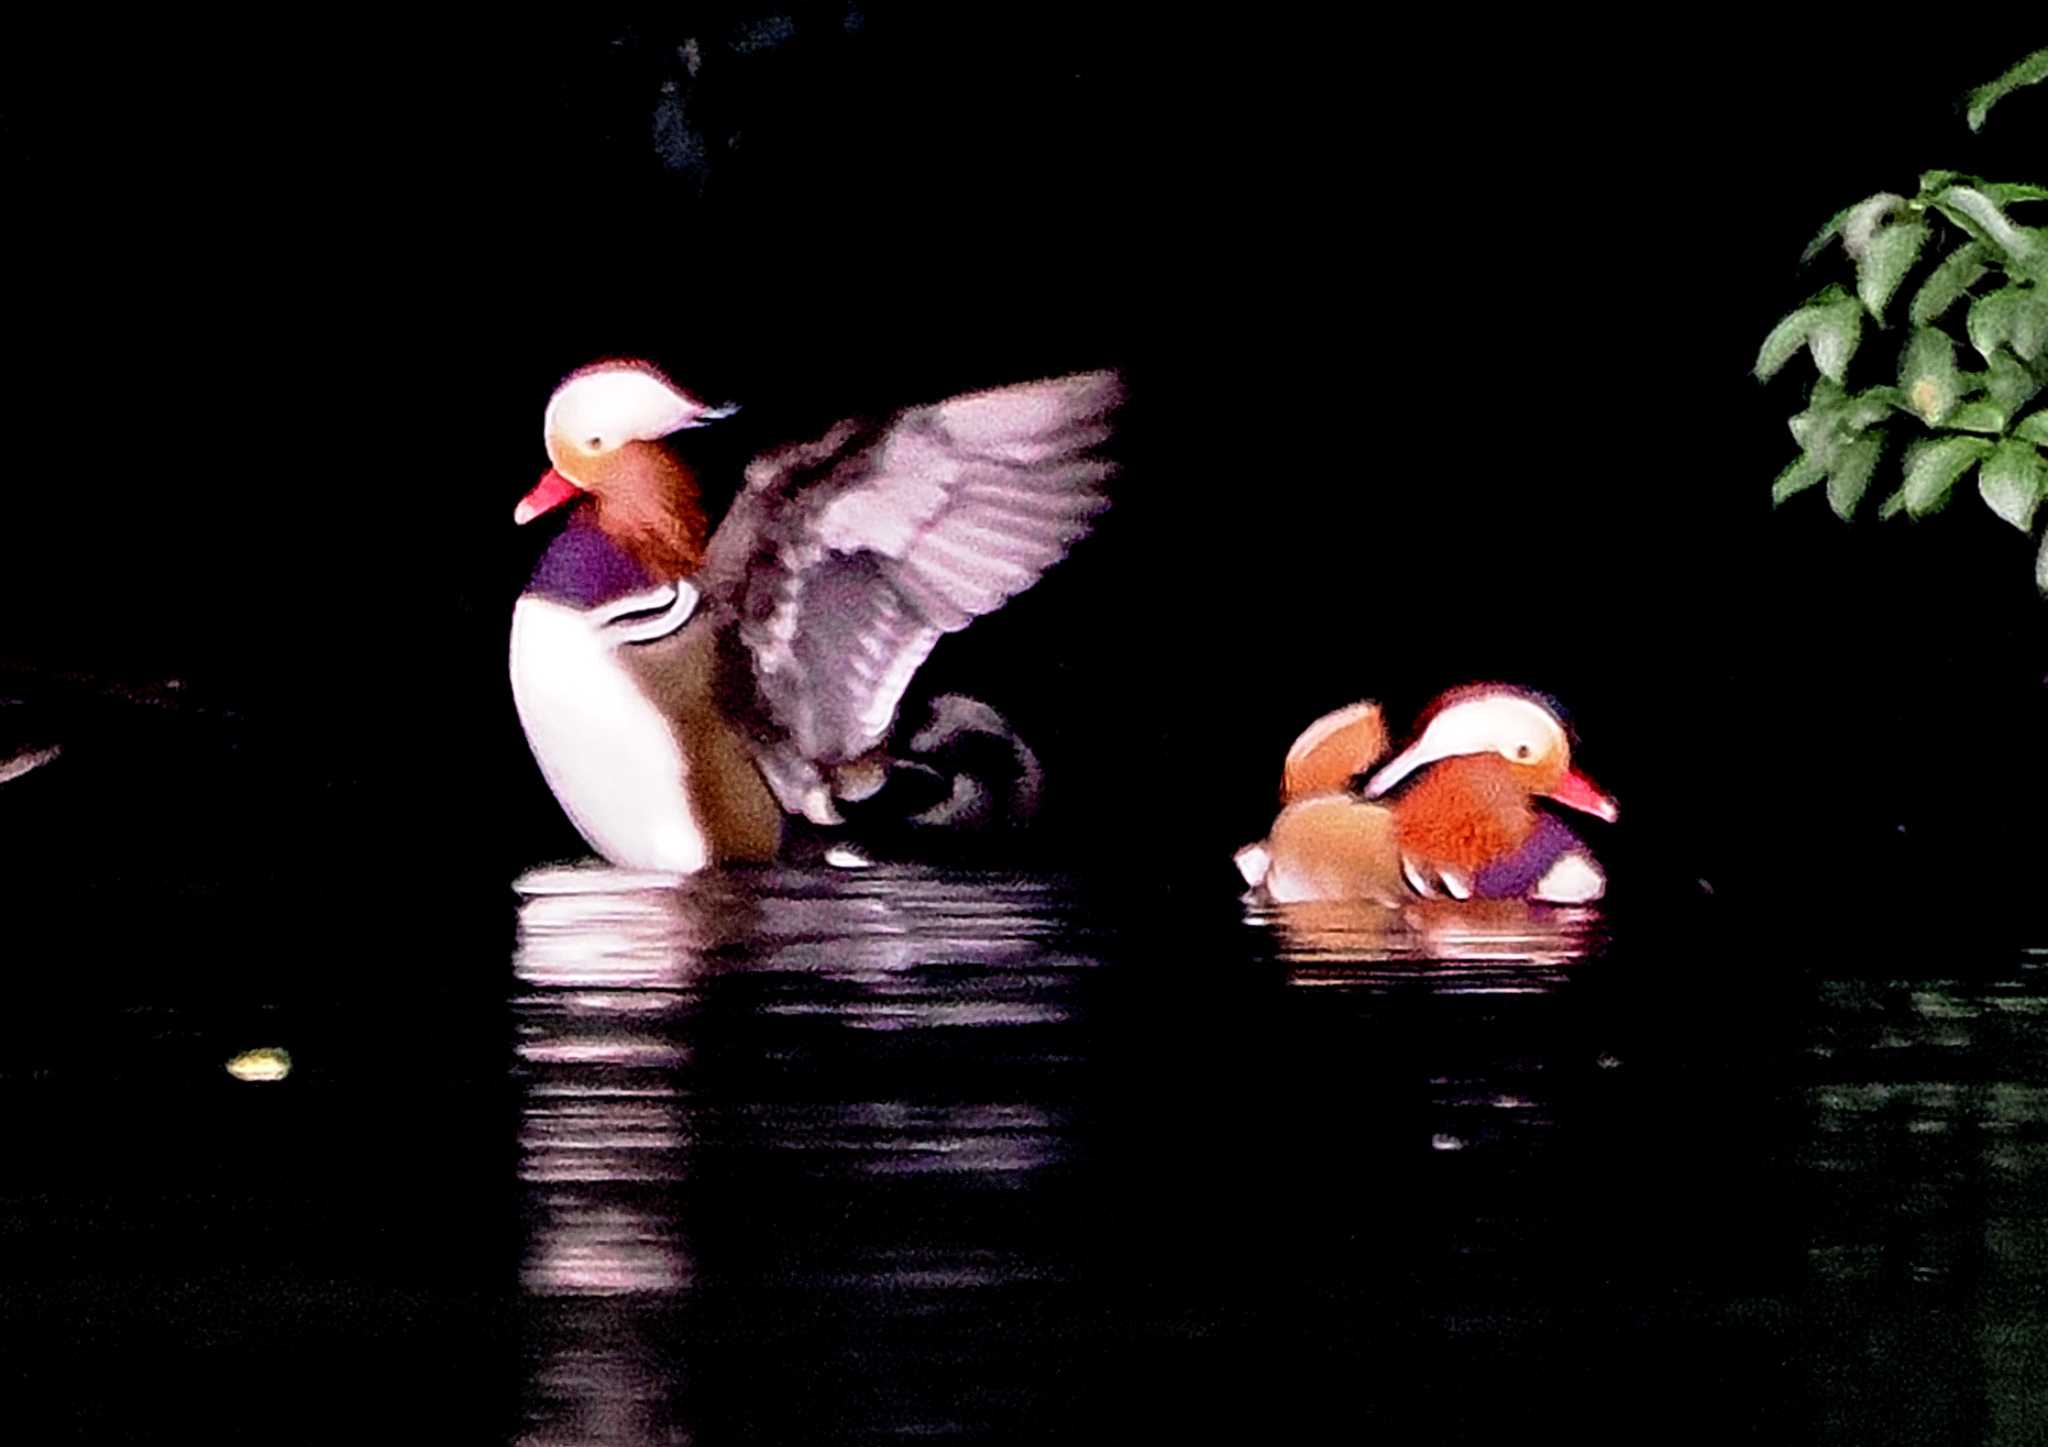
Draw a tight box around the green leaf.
[1772,453,1827,505]
[2038,529,2048,596]
[1986,351,2044,412]
[1902,435,1995,516]
[2013,290,2048,362]
[2017,411,2048,445]
[1809,298,1863,382]
[1788,382,1840,454]
[2026,228,2048,285]
[1944,400,2009,434]
[1978,437,2047,531]
[1827,433,1885,520]
[1788,383,1897,471]
[1858,220,1929,322]
[1963,287,2047,369]
[1802,203,1858,263]
[1900,327,1961,423]
[1842,193,1908,259]
[1844,386,1907,429]
[1755,288,1854,380]
[1909,241,1988,325]
[1966,48,2048,132]
[1934,187,2048,279]
[1878,487,1909,520]
[1756,306,1820,380]
[1785,397,1835,452]
[1918,170,1966,196]
[1984,182,2048,206]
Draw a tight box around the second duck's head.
[1362,686,1619,824]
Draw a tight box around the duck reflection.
[1251,898,1606,987]
[513,870,723,1445]
[511,864,1092,1444]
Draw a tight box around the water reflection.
[503,868,2048,1443]
[1800,969,2048,1443]
[515,875,701,1445]
[1250,898,1606,986]
[511,865,1094,1444]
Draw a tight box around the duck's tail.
[1234,700,1394,895]
[1281,700,1391,803]
[899,693,1044,831]
[831,694,1044,846]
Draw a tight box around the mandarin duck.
[1234,687,1617,905]
[509,360,1120,874]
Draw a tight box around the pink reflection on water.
[524,1203,689,1297]
[514,872,703,1443]
[1253,899,1605,987]
[509,865,1094,1442]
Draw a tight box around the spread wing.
[698,371,1120,818]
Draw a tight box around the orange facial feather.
[1392,754,1543,876]
[585,441,710,579]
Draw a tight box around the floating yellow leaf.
[226,1047,292,1083]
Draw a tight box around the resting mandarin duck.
[1235,687,1618,905]
[510,360,1120,874]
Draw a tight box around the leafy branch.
[1968,47,2048,131]
[1757,51,2048,594]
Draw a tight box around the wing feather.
[701,371,1120,804]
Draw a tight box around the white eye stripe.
[546,366,703,450]
[1430,699,1559,756]
[1365,696,1567,796]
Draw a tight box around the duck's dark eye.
[1514,744,1533,761]
[587,436,604,450]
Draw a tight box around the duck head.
[515,360,737,578]
[1362,687,1618,824]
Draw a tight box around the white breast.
[509,595,708,874]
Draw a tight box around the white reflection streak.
[739,874,1080,1031]
[515,871,707,1446]
[1252,899,1604,986]
[515,875,703,1294]
[520,1040,687,1068]
[510,865,1085,1442]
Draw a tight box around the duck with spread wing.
[509,360,1120,873]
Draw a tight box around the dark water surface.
[4,867,2046,1443]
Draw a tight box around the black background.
[3,11,2043,901]
[5,17,2048,1444]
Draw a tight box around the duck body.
[512,508,781,872]
[510,362,1120,874]
[1237,691,1615,906]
